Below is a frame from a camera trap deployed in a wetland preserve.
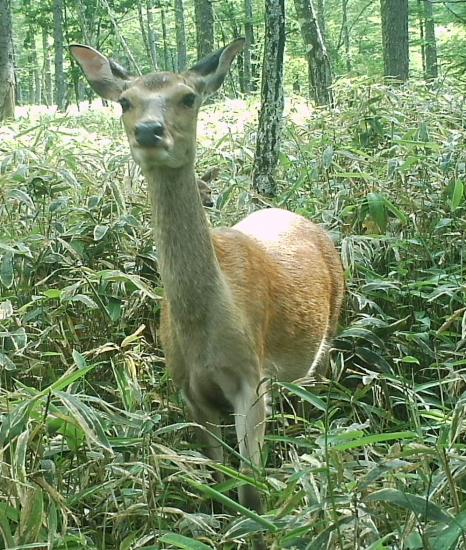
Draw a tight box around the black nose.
[135,121,165,147]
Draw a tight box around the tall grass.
[1,78,465,549]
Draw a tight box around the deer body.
[71,40,345,522]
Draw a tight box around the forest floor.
[1,78,466,549]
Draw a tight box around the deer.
[196,171,215,208]
[70,38,344,530]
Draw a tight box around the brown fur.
[70,40,345,535]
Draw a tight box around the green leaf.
[184,478,277,532]
[0,299,13,319]
[431,508,466,550]
[68,294,99,309]
[8,188,35,209]
[0,252,14,288]
[322,145,334,170]
[277,382,327,411]
[355,346,392,373]
[93,224,109,241]
[36,363,96,398]
[54,391,113,453]
[72,349,87,369]
[0,401,34,447]
[365,489,451,522]
[367,192,388,233]
[326,431,417,451]
[159,533,214,550]
[96,269,161,300]
[0,511,14,547]
[451,180,464,211]
[17,487,44,545]
[0,352,16,370]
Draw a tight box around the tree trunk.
[138,3,151,66]
[42,27,53,105]
[174,0,187,71]
[243,0,256,92]
[146,0,159,70]
[293,0,333,105]
[380,0,409,81]
[342,0,351,72]
[30,30,41,104]
[194,0,214,59]
[423,0,438,80]
[53,0,65,109]
[0,0,15,120]
[160,4,170,70]
[252,0,285,197]
[417,0,426,75]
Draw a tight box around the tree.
[423,0,438,79]
[194,0,214,59]
[341,0,351,72]
[252,0,285,196]
[380,0,409,81]
[243,0,256,92]
[42,27,52,105]
[174,0,187,71]
[146,1,159,70]
[294,0,333,105]
[0,0,15,120]
[53,0,65,109]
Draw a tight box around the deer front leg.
[188,402,224,478]
[232,381,266,514]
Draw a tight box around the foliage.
[9,0,466,107]
[1,78,465,548]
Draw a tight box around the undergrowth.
[0,78,465,549]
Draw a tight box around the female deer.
[71,39,344,522]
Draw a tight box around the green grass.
[0,77,465,549]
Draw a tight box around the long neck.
[144,162,223,324]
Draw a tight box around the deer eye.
[181,93,196,108]
[118,97,132,113]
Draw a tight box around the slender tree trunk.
[417,0,426,74]
[0,0,15,120]
[160,4,170,70]
[99,0,141,74]
[342,0,351,71]
[194,0,214,59]
[294,0,333,105]
[30,31,41,104]
[243,0,256,92]
[380,0,409,81]
[174,0,187,71]
[146,0,159,70]
[423,0,438,80]
[138,3,151,66]
[53,0,65,109]
[252,0,285,197]
[224,0,244,91]
[42,27,53,105]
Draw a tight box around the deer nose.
[135,121,165,147]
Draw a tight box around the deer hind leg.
[232,381,266,514]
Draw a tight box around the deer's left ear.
[187,38,245,97]
[70,44,131,101]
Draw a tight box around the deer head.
[70,40,244,170]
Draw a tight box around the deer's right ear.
[70,44,130,101]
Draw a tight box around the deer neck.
[144,162,224,325]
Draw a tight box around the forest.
[1,0,466,548]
